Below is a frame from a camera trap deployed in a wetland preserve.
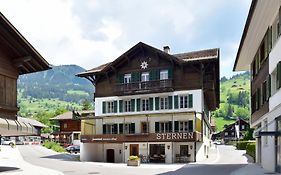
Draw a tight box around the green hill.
[212,72,250,131]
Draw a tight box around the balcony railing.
[81,131,202,143]
[115,79,173,94]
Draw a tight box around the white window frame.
[160,70,168,80]
[124,100,131,112]
[160,97,168,110]
[124,73,131,84]
[142,99,149,111]
[107,101,114,113]
[179,121,188,132]
[179,95,188,108]
[141,72,149,82]
[159,122,170,133]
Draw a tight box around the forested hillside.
[212,72,250,131]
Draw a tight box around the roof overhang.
[233,0,280,71]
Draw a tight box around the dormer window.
[124,74,131,84]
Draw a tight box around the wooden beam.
[24,61,37,72]
[17,64,30,73]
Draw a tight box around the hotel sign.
[81,132,201,143]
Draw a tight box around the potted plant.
[127,156,140,166]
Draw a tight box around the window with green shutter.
[131,99,135,112]
[102,102,106,114]
[119,100,123,113]
[117,74,124,84]
[174,121,179,132]
[278,62,281,89]
[137,99,141,111]
[155,122,160,133]
[174,95,178,109]
[155,97,160,110]
[149,98,154,110]
[113,124,118,134]
[149,69,159,81]
[168,67,173,79]
[103,125,106,134]
[188,94,193,108]
[130,123,135,134]
[168,96,173,109]
[113,101,118,113]
[188,120,193,132]
[268,26,272,52]
[119,124,123,134]
[132,72,141,82]
[279,7,281,36]
[168,121,173,132]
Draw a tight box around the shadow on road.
[0,166,21,173]
[242,153,254,163]
[40,153,79,162]
[156,164,247,175]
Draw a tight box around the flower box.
[127,156,140,166]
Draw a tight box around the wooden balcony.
[81,131,202,143]
[114,79,173,95]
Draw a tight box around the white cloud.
[0,0,251,78]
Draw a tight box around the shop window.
[180,145,189,156]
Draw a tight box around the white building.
[234,0,281,172]
[77,42,220,163]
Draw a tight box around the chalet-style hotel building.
[234,0,281,172]
[78,42,219,163]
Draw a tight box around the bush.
[43,141,65,153]
[128,156,139,161]
[246,142,256,161]
[236,141,254,150]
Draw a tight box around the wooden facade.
[0,12,50,122]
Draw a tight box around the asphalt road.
[18,144,250,175]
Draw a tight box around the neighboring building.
[0,12,50,136]
[212,118,249,142]
[51,111,81,146]
[77,42,220,163]
[233,0,281,172]
[18,117,47,136]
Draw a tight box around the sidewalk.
[0,145,63,175]
[232,163,281,175]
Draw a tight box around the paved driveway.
[18,144,250,175]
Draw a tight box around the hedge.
[43,141,65,153]
[236,141,255,150]
[246,142,256,161]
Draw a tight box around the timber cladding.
[59,120,81,132]
[81,132,202,143]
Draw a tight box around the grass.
[43,141,66,153]
[214,117,236,132]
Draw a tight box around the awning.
[0,118,36,136]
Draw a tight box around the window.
[180,145,189,156]
[142,99,149,111]
[141,122,149,133]
[63,123,67,129]
[232,132,234,136]
[141,72,149,82]
[242,125,245,130]
[160,70,168,80]
[103,124,118,134]
[124,100,131,112]
[124,123,135,134]
[225,132,228,136]
[262,81,267,105]
[160,97,168,110]
[179,95,188,108]
[124,74,131,84]
[107,101,114,113]
[73,133,80,140]
[155,121,172,133]
[179,121,188,132]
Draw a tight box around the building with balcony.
[77,42,219,163]
[0,12,50,136]
[233,0,281,172]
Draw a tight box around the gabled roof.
[77,42,219,77]
[0,12,50,74]
[50,110,95,120]
[17,116,46,128]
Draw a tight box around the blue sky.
[0,0,251,78]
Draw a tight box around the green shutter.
[168,96,173,109]
[188,120,193,132]
[174,121,179,132]
[149,98,154,110]
[102,102,106,114]
[103,125,106,134]
[188,94,193,108]
[155,97,160,110]
[278,62,281,89]
[267,75,271,100]
[155,69,160,80]
[131,123,135,134]
[113,124,118,134]
[149,70,155,81]
[155,122,159,133]
[168,67,173,79]
[137,99,141,111]
[118,74,124,84]
[119,124,123,134]
[168,121,173,132]
[174,95,178,109]
[269,26,272,52]
[279,7,281,36]
[132,72,140,82]
[131,99,135,112]
[113,101,117,113]
[119,100,123,113]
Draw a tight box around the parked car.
[214,140,222,145]
[2,139,15,146]
[66,145,80,154]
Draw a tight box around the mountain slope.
[212,72,250,131]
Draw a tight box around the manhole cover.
[88,172,100,174]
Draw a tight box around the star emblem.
[140,61,148,69]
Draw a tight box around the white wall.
[95,89,203,116]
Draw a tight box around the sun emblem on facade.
[140,61,148,69]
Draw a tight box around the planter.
[127,159,140,166]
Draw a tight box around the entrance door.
[106,149,115,163]
[130,144,139,156]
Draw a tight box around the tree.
[243,128,254,140]
[227,104,233,118]
[81,99,92,110]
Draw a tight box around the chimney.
[163,46,170,54]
